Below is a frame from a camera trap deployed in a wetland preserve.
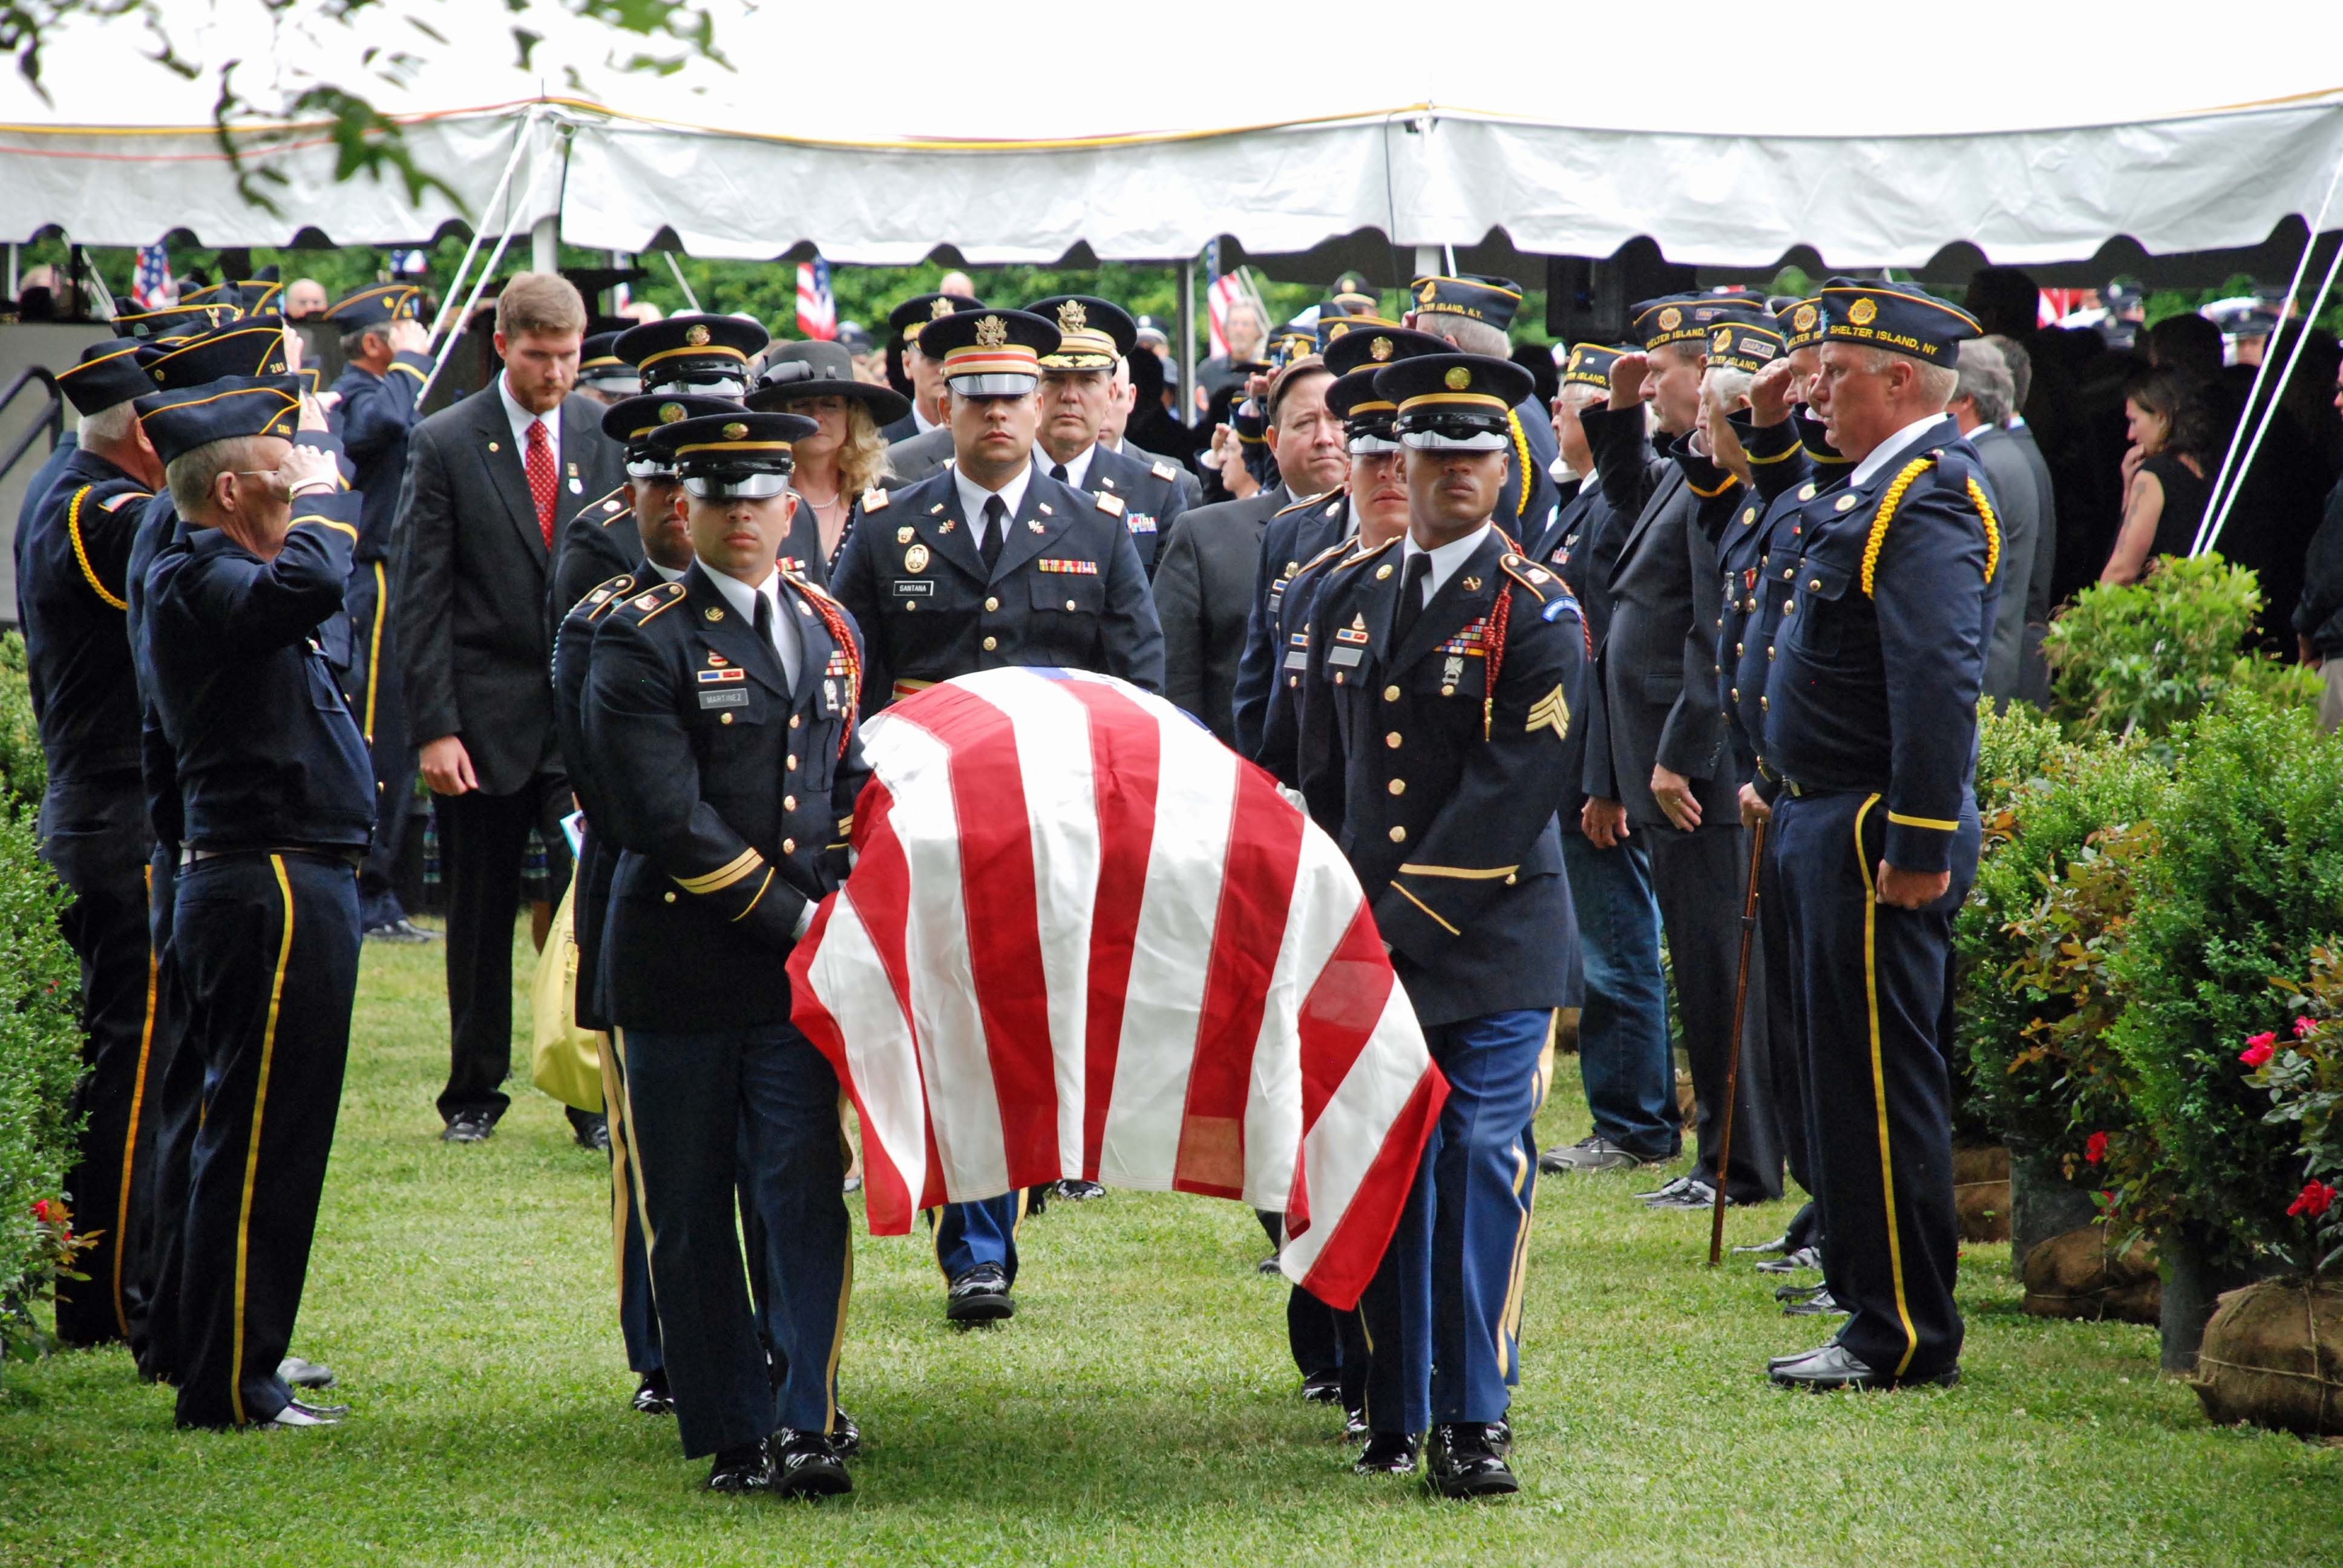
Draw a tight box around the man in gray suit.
[1950,339,2039,705]
[1579,301,1781,1211]
[1153,356,1349,746]
[1985,334,2060,704]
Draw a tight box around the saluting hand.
[1748,359,1798,426]
[281,443,339,495]
[1606,352,1649,411]
[1876,863,1950,910]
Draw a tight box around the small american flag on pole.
[796,255,836,341]
[789,668,1445,1310]
[129,242,175,310]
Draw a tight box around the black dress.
[2141,451,2212,563]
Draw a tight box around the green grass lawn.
[2,927,2339,1567]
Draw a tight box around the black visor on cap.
[1395,408,1512,449]
[948,371,1038,399]
[624,454,678,480]
[681,469,794,499]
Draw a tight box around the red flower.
[30,1199,48,1223]
[2288,1181,2339,1218]
[2296,1016,2318,1039]
[2241,1039,2276,1068]
[2085,1131,2109,1164]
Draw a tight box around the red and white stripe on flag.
[796,258,836,342]
[788,668,1445,1310]
[1207,273,1247,361]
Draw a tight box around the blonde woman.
[752,340,911,577]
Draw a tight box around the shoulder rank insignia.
[620,581,685,622]
[602,498,623,517]
[1336,533,1401,570]
[1527,685,1570,742]
[1095,491,1126,517]
[1152,459,1179,482]
[1499,555,1550,602]
[863,488,890,512]
[100,490,152,512]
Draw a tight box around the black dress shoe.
[1783,1288,1850,1318]
[1640,1174,1723,1210]
[945,1263,1014,1324]
[277,1355,335,1389]
[1256,1253,1283,1276]
[830,1407,862,1460]
[1756,1245,1824,1275]
[1299,1370,1344,1404]
[772,1429,852,1498]
[249,1399,344,1430]
[440,1111,494,1144]
[573,1113,611,1153]
[1426,1422,1518,1498]
[1775,1280,1824,1301]
[706,1440,772,1493]
[1768,1342,1959,1391]
[1343,1405,1368,1442]
[1051,1178,1107,1201]
[1768,1342,1837,1371]
[1351,1431,1421,1475]
[364,918,435,944]
[632,1370,673,1414]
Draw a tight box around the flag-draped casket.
[788,668,1444,1310]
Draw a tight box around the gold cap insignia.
[685,323,712,347]
[975,315,1009,348]
[1369,335,1394,363]
[1417,281,1438,305]
[1566,348,1582,373]
[905,543,930,573]
[1659,307,1683,332]
[659,402,686,423]
[1793,304,1818,333]
[1056,299,1088,333]
[1848,298,1878,327]
[1327,321,1349,340]
[1712,327,1732,353]
[930,296,955,321]
[1444,365,1472,391]
[723,420,749,440]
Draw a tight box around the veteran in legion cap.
[1759,278,1996,1394]
[580,403,868,1496]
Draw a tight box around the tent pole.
[1179,254,1197,428]
[425,104,541,351]
[2194,227,2343,560]
[2194,140,2343,555]
[418,122,559,405]
[531,215,557,276]
[1414,245,1440,280]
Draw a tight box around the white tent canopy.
[3,2,2342,271]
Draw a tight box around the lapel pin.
[1028,518,1046,534]
[1463,575,1482,592]
[488,441,500,453]
[1375,563,1392,580]
[897,526,915,543]
[704,607,723,621]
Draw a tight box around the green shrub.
[0,632,44,807]
[2104,694,2343,1269]
[2243,946,2343,1279]
[0,644,80,1360]
[1958,712,2168,1150]
[2042,554,2315,744]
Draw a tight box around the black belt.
[181,844,363,871]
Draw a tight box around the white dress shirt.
[498,371,561,475]
[1399,523,1494,606]
[1850,413,1956,489]
[704,567,804,691]
[952,460,1034,553]
[911,403,939,436]
[1043,443,1097,490]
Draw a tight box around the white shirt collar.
[499,371,560,462]
[646,558,686,583]
[954,460,1033,543]
[1850,413,1955,489]
[1400,522,1494,604]
[911,402,939,435]
[1044,443,1096,491]
[703,564,803,689]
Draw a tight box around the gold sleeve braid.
[66,486,128,610]
[1965,476,2002,586]
[1858,456,1938,599]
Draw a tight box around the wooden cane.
[1708,817,1769,1267]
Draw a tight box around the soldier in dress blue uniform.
[1025,295,1192,575]
[1234,325,1447,761]
[1760,281,2002,1391]
[1405,275,1562,544]
[319,283,434,941]
[576,331,641,404]
[17,339,168,1348]
[831,306,1163,1327]
[137,375,373,1430]
[583,409,867,1495]
[1301,352,1585,1497]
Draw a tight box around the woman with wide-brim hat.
[750,339,911,576]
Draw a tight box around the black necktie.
[1051,463,1069,483]
[981,494,1007,572]
[1391,552,1432,647]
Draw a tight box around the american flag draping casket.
[787,668,1445,1310]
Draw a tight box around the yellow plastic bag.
[531,879,605,1113]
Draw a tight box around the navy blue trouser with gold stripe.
[595,1034,662,1376]
[1773,789,1974,1381]
[1359,1008,1555,1433]
[133,843,196,1383]
[623,1024,848,1455]
[39,776,163,1348]
[170,852,360,1428]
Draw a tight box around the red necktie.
[524,417,556,547]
